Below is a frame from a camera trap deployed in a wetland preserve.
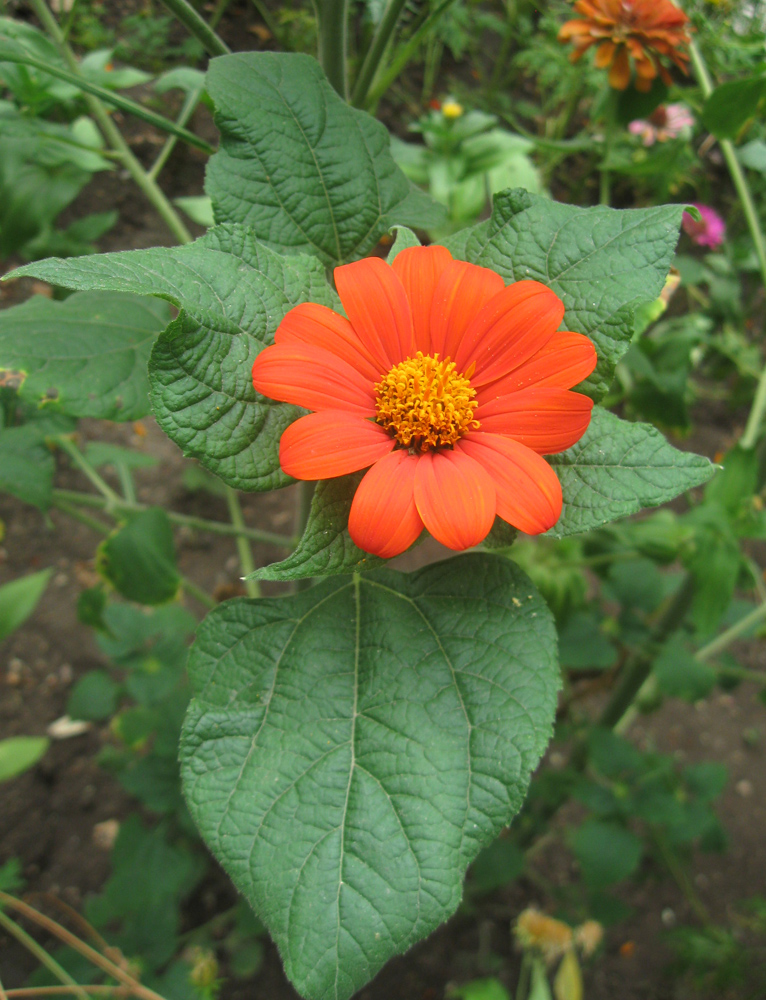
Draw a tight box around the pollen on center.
[374,351,479,452]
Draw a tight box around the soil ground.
[1,13,765,998]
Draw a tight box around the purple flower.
[682,203,726,249]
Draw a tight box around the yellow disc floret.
[374,352,479,452]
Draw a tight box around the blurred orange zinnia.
[252,247,597,558]
[559,0,691,92]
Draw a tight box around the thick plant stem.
[52,488,295,547]
[226,487,261,598]
[351,0,409,107]
[314,0,349,98]
[598,574,696,730]
[159,0,230,55]
[29,0,193,245]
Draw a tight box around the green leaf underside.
[0,423,55,509]
[205,52,444,267]
[181,554,559,1000]
[445,190,685,401]
[548,407,715,537]
[0,292,170,421]
[254,474,386,582]
[11,225,335,491]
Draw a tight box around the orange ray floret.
[559,0,691,92]
[252,246,598,558]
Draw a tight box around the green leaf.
[570,820,642,889]
[85,443,159,471]
[654,638,716,702]
[0,736,49,782]
[67,670,121,721]
[11,225,335,490]
[253,474,386,582]
[0,568,51,642]
[86,815,205,971]
[445,190,685,400]
[738,139,766,172]
[97,508,180,605]
[548,408,715,537]
[387,225,421,262]
[205,52,444,266]
[449,979,511,1000]
[181,554,559,1000]
[0,423,55,509]
[702,76,766,140]
[0,292,170,421]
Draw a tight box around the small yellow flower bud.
[441,100,464,120]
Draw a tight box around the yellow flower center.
[374,352,479,452]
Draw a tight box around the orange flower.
[559,0,691,92]
[252,247,597,558]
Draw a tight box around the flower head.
[682,203,726,249]
[252,247,597,558]
[628,103,694,145]
[559,0,691,92]
[442,99,464,119]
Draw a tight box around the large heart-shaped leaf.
[11,225,334,491]
[205,52,445,266]
[446,190,685,400]
[181,554,559,1000]
[0,292,170,420]
[548,407,715,537]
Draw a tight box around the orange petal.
[334,256,415,369]
[430,261,505,364]
[457,432,562,535]
[413,450,496,550]
[476,387,594,454]
[275,302,382,382]
[594,40,616,68]
[252,343,375,414]
[279,411,394,480]
[476,331,597,397]
[348,450,423,558]
[609,46,631,90]
[455,281,565,386]
[391,245,453,354]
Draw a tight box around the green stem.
[597,574,696,730]
[652,830,711,925]
[0,911,89,1000]
[351,0,409,107]
[689,41,766,449]
[696,600,766,663]
[209,0,234,30]
[28,0,194,245]
[158,0,231,56]
[51,498,112,536]
[147,83,204,182]
[226,487,260,598]
[293,481,316,593]
[52,488,294,547]
[181,576,217,610]
[365,0,459,109]
[314,0,349,98]
[55,437,123,507]
[115,462,136,504]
